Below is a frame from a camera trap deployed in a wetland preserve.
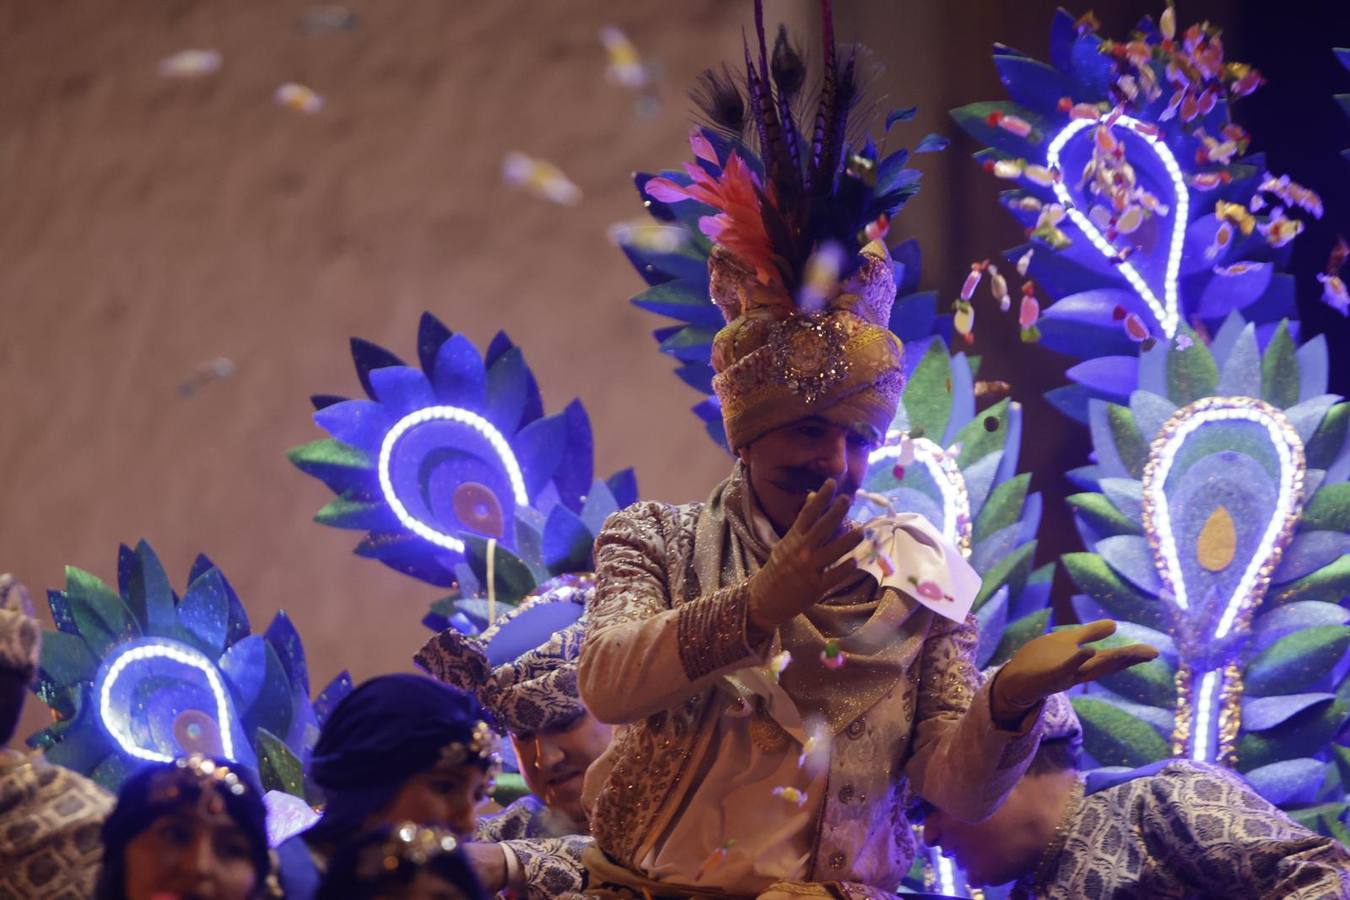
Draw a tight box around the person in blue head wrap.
[95,754,273,900]
[281,673,501,899]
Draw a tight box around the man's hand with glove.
[990,620,1159,728]
[747,478,865,633]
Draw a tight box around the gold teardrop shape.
[1196,506,1237,572]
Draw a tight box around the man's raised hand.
[747,478,865,632]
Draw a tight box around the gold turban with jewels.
[709,239,905,450]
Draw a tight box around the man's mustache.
[773,467,859,496]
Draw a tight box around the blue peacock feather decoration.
[30,540,349,808]
[950,7,1323,423]
[1059,312,1350,841]
[288,312,636,636]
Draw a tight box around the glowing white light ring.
[870,436,973,556]
[1191,669,1221,763]
[99,640,236,763]
[1045,114,1187,338]
[377,406,529,554]
[1141,397,1304,640]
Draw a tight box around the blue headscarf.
[305,674,495,847]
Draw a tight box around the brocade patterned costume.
[577,465,1045,898]
[0,750,112,900]
[476,794,592,899]
[1016,759,1350,900]
[419,577,598,898]
[0,575,113,900]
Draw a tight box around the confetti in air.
[158,49,222,78]
[274,82,324,114]
[502,152,582,206]
[178,357,236,398]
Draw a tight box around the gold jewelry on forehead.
[354,821,461,880]
[437,719,502,774]
[145,754,252,817]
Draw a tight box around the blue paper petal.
[1127,391,1176,444]
[1243,758,1328,806]
[349,338,406,399]
[1214,323,1262,397]
[368,366,437,418]
[432,333,488,410]
[1095,535,1163,595]
[513,412,568,499]
[1067,357,1138,402]
[1195,263,1274,319]
[416,313,453,378]
[484,347,532,436]
[974,586,1009,669]
[914,133,949,153]
[314,400,396,455]
[1242,693,1336,731]
[1296,336,1331,402]
[542,505,594,574]
[1286,396,1340,445]
[178,569,230,658]
[1271,533,1350,585]
[263,611,309,697]
[579,480,618,536]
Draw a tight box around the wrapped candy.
[772,786,809,807]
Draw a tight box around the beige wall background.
[2,0,1234,743]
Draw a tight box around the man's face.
[511,710,612,825]
[738,415,878,534]
[920,780,1041,888]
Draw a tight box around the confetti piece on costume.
[275,82,324,114]
[158,49,222,78]
[769,651,793,681]
[1175,334,1194,351]
[502,152,582,206]
[820,640,846,670]
[695,840,737,882]
[772,786,809,807]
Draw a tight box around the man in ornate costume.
[0,574,114,899]
[920,692,1350,898]
[575,8,1156,897]
[418,576,607,898]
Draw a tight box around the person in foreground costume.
[95,754,273,900]
[919,692,1350,898]
[0,574,114,899]
[278,674,501,898]
[576,5,1157,897]
[317,822,487,900]
[417,576,607,898]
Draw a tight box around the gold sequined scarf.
[693,463,917,733]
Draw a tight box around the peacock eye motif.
[32,539,349,843]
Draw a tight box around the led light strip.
[378,406,529,554]
[1141,397,1305,640]
[99,641,236,763]
[1045,114,1187,338]
[1190,668,1221,762]
[870,436,973,556]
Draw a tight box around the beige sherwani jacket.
[578,499,1045,897]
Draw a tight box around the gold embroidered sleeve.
[579,503,761,724]
[904,612,1044,822]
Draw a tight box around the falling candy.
[1214,200,1255,236]
[992,159,1024,179]
[1205,220,1233,261]
[864,213,890,243]
[769,651,793,682]
[1018,283,1040,342]
[960,262,987,301]
[502,152,582,206]
[178,357,236,397]
[799,243,846,313]
[695,840,737,882]
[951,299,975,345]
[988,266,1010,311]
[1258,210,1303,248]
[1015,248,1034,277]
[158,49,222,78]
[274,82,324,114]
[606,220,687,253]
[773,786,809,807]
[1319,237,1349,316]
[985,110,1033,139]
[600,25,650,89]
[820,640,846,670]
